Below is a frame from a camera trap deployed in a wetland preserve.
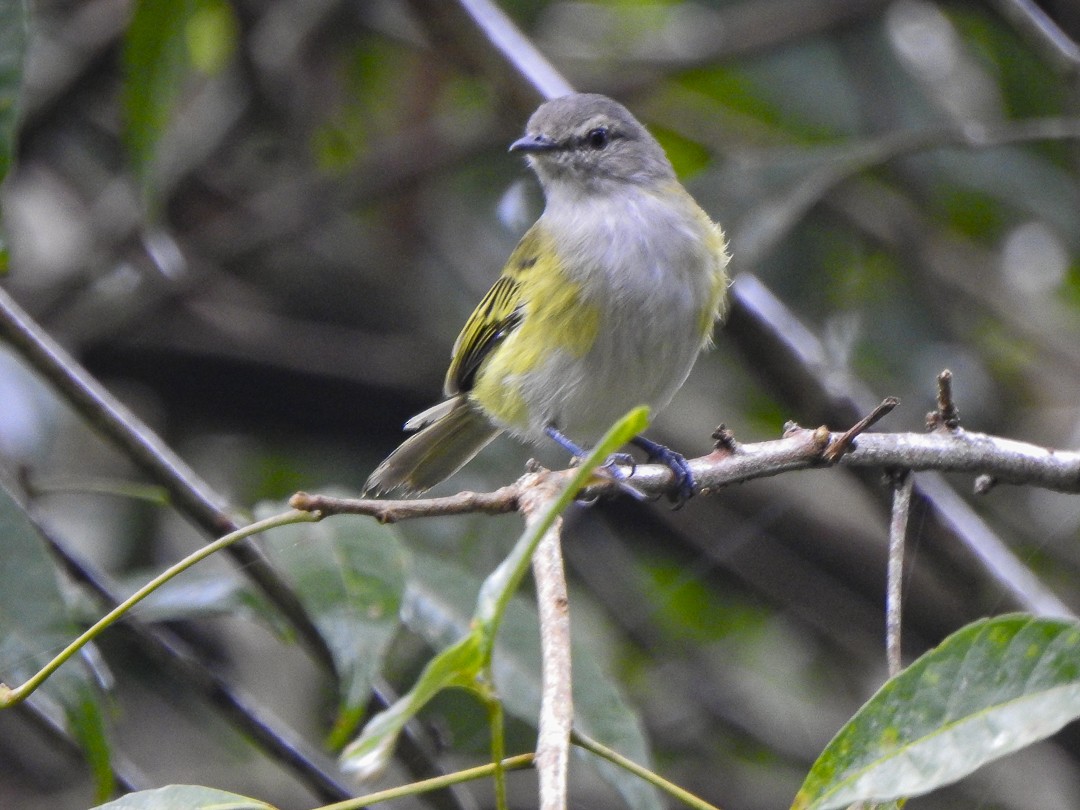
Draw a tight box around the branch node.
[290,491,313,511]
[711,424,738,454]
[974,474,997,495]
[928,369,961,431]
[782,420,803,438]
[823,397,899,462]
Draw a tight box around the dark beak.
[509,133,559,153]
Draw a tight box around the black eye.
[586,127,609,149]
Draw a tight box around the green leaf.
[0,0,29,182]
[340,628,486,778]
[254,499,408,744]
[793,614,1080,810]
[0,482,113,800]
[90,784,277,809]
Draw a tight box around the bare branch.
[296,423,1080,515]
[290,485,523,522]
[521,487,572,810]
[887,472,914,678]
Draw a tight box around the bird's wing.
[444,275,524,396]
[443,228,545,396]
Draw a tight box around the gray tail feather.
[364,397,501,495]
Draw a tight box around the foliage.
[2,1,1080,809]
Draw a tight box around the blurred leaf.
[643,558,765,644]
[254,499,408,744]
[184,0,237,76]
[406,554,663,810]
[90,784,277,809]
[123,0,189,198]
[0,482,112,799]
[122,0,236,203]
[934,187,1006,241]
[651,125,711,179]
[793,614,1080,810]
[0,0,28,182]
[950,8,1064,123]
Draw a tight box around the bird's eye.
[586,127,609,149]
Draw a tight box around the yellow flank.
[460,226,600,430]
[698,219,730,340]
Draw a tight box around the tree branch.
[523,490,572,810]
[294,420,1080,519]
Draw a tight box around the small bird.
[365,93,729,498]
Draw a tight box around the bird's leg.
[543,425,588,460]
[543,425,643,499]
[629,435,695,506]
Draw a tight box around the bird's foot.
[630,436,695,507]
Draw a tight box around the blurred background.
[2,0,1080,808]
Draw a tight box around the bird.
[364,92,729,499]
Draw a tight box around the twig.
[822,397,899,462]
[290,485,523,522]
[727,276,1072,618]
[0,510,317,709]
[523,490,573,810]
[928,369,960,431]
[886,471,913,677]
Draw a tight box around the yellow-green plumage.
[365,93,729,496]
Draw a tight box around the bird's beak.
[509,133,559,153]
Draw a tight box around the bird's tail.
[364,396,501,496]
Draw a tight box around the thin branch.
[290,485,522,522]
[822,397,899,463]
[0,510,317,708]
[886,472,914,677]
[990,0,1080,73]
[726,276,1073,619]
[929,369,961,431]
[406,0,572,113]
[0,286,334,668]
[523,490,573,810]
[295,423,1080,525]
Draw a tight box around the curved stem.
[318,752,535,810]
[572,731,725,810]
[0,509,317,708]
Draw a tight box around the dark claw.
[630,436,695,507]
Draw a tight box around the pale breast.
[512,186,722,444]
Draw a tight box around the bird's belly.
[514,283,705,445]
